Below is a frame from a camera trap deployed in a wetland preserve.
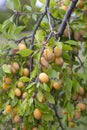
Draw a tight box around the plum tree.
[0,0,87,129]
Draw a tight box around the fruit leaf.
[18,49,33,57]
[35,101,50,112]
[11,98,18,107]
[67,102,74,117]
[65,40,78,46]
[84,57,87,75]
[64,77,72,100]
[19,76,29,82]
[47,67,59,79]
[40,83,50,92]
[30,64,38,80]
[73,78,80,93]
[26,82,36,89]
[83,32,87,38]
[38,125,44,130]
[0,67,5,78]
[45,93,55,104]
[63,44,72,51]
[42,114,53,121]
[6,0,21,11]
[30,0,36,7]
[2,64,11,74]
[18,99,27,116]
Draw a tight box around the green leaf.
[35,30,46,43]
[84,57,87,75]
[67,102,74,117]
[32,14,37,21]
[64,78,72,100]
[75,73,87,79]
[19,76,29,82]
[35,101,52,113]
[30,64,38,80]
[2,64,11,74]
[38,125,44,130]
[40,83,50,92]
[8,41,18,49]
[8,89,14,99]
[39,0,46,4]
[26,82,36,89]
[6,0,21,11]
[83,32,87,38]
[63,44,72,51]
[47,67,59,79]
[73,78,80,93]
[46,93,55,104]
[11,98,18,107]
[18,49,33,57]
[18,99,27,116]
[0,67,5,78]
[30,0,36,7]
[42,114,53,121]
[65,40,78,46]
[23,5,32,13]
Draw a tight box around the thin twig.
[47,8,53,32]
[29,0,50,72]
[53,104,65,130]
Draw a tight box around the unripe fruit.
[12,62,19,70]
[23,68,29,76]
[11,66,17,74]
[2,83,8,91]
[76,103,86,111]
[32,127,38,130]
[55,57,64,66]
[12,49,19,55]
[62,110,67,115]
[17,82,24,88]
[64,28,72,37]
[5,77,11,84]
[54,46,62,57]
[74,110,81,119]
[13,115,20,123]
[34,108,42,120]
[5,105,11,114]
[69,121,75,128]
[22,92,27,99]
[18,43,26,51]
[79,30,85,36]
[39,73,49,83]
[12,128,16,130]
[61,5,68,11]
[43,49,54,61]
[77,1,84,9]
[14,88,21,97]
[22,123,27,130]
[72,94,78,101]
[73,48,79,56]
[74,31,81,41]
[68,114,73,121]
[78,87,84,96]
[40,57,49,68]
[13,107,17,117]
[53,82,61,90]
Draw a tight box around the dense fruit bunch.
[0,0,87,129]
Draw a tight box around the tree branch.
[29,0,50,72]
[57,0,79,37]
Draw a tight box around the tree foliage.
[0,0,87,130]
